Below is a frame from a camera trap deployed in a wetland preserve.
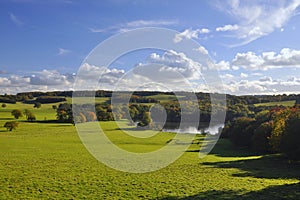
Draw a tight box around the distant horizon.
[2,89,300,97]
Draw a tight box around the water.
[162,124,224,135]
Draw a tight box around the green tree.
[27,113,36,121]
[269,109,291,152]
[4,121,18,131]
[1,103,6,108]
[252,121,273,152]
[11,109,23,119]
[281,109,300,160]
[52,105,57,110]
[229,117,256,147]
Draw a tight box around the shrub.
[1,103,6,108]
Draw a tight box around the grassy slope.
[254,100,296,107]
[0,103,300,199]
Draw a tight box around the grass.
[254,100,296,107]
[66,97,110,105]
[0,103,300,199]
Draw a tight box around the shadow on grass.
[202,154,300,180]
[0,117,15,120]
[185,138,260,157]
[159,183,300,200]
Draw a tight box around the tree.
[27,113,36,121]
[269,109,291,152]
[4,121,18,131]
[11,109,23,119]
[34,102,41,108]
[252,121,273,153]
[52,105,57,110]
[280,109,300,160]
[1,103,6,108]
[56,103,73,123]
[229,117,256,147]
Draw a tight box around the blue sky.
[1,0,300,95]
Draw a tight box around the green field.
[0,103,300,199]
[254,100,296,107]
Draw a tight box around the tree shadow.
[202,154,300,180]
[159,183,300,200]
[0,117,15,120]
[185,138,261,157]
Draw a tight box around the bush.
[1,103,6,108]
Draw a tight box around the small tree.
[27,113,36,121]
[52,105,57,110]
[4,121,18,131]
[11,109,23,119]
[34,102,42,108]
[1,103,6,108]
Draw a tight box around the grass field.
[0,103,300,199]
[254,100,296,107]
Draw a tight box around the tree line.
[221,104,300,160]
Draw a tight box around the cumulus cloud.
[194,46,209,55]
[174,28,210,43]
[30,70,72,86]
[214,60,231,70]
[216,24,239,32]
[232,48,300,70]
[216,0,300,45]
[240,73,248,78]
[133,50,202,83]
[216,48,300,71]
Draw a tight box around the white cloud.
[58,48,71,56]
[137,50,203,81]
[10,13,23,26]
[216,24,239,32]
[240,72,248,78]
[89,19,177,33]
[30,70,72,86]
[194,46,209,55]
[126,20,177,27]
[174,28,210,43]
[217,0,300,45]
[214,60,231,70]
[220,73,234,79]
[231,48,300,70]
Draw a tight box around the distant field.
[147,94,185,103]
[254,100,296,107]
[66,97,110,105]
[0,102,299,199]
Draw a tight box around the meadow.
[0,102,300,199]
[254,100,296,107]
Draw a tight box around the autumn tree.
[4,121,18,131]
